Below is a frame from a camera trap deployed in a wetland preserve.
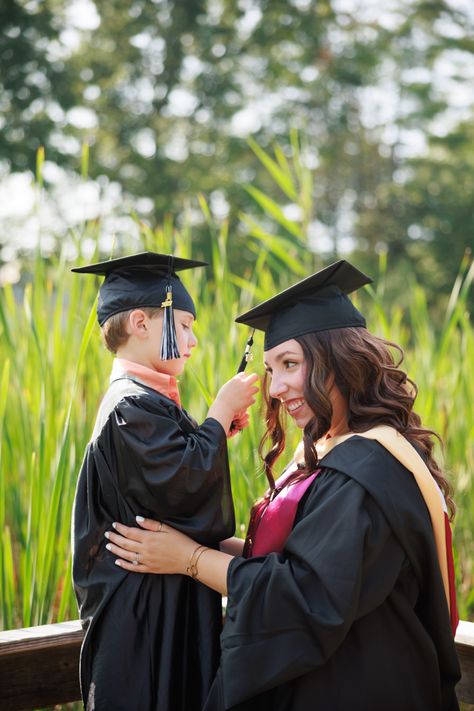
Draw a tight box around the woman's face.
[264,339,313,429]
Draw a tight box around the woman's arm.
[105,517,234,595]
[220,537,245,556]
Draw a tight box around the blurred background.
[1,0,473,299]
[0,0,473,638]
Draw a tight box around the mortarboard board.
[235,259,373,351]
[72,251,207,359]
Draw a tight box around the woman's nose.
[269,375,287,400]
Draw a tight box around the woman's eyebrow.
[264,351,299,366]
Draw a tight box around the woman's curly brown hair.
[259,327,455,520]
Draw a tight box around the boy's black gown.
[72,373,235,711]
[204,437,461,711]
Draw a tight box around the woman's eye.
[284,360,297,369]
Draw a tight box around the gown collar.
[111,358,181,407]
[316,425,453,623]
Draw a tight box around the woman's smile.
[283,398,306,414]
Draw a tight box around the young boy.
[71,252,258,711]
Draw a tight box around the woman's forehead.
[263,339,303,363]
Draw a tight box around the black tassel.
[237,329,255,373]
[160,283,180,360]
[230,328,256,433]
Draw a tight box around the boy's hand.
[207,372,259,434]
[216,372,259,412]
[227,410,250,438]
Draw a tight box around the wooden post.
[456,620,474,707]
[0,620,83,711]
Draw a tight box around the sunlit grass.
[1,136,473,632]
[0,218,472,633]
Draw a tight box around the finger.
[135,516,164,532]
[243,372,259,383]
[111,522,145,542]
[105,531,141,551]
[106,541,141,562]
[115,558,148,573]
[234,415,249,428]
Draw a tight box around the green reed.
[0,210,472,631]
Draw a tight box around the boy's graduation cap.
[236,259,373,351]
[72,251,207,360]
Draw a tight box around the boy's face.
[147,308,198,376]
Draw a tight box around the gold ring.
[133,551,140,566]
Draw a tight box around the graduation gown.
[72,375,235,711]
[204,437,460,711]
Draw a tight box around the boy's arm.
[106,396,234,543]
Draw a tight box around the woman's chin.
[292,412,312,430]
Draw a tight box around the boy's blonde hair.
[101,307,162,354]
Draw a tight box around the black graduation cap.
[72,251,207,359]
[235,259,373,351]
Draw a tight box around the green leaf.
[244,185,304,240]
[247,137,298,201]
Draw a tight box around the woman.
[105,260,460,711]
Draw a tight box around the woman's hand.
[105,517,196,574]
[106,516,234,594]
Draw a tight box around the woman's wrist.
[186,544,210,578]
[181,543,233,595]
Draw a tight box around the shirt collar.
[111,358,181,407]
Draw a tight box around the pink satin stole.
[246,468,320,558]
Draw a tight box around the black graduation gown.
[204,437,460,711]
[72,376,235,711]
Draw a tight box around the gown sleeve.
[218,468,408,704]
[93,392,234,542]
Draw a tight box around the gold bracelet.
[186,544,209,579]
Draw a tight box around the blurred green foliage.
[1,0,473,299]
[0,208,473,632]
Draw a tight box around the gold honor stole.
[314,426,457,632]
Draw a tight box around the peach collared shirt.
[111,358,181,407]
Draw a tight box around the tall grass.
[0,138,472,631]
[0,218,472,632]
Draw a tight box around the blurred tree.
[0,0,76,170]
[0,0,473,294]
[354,120,474,305]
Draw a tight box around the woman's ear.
[127,309,148,338]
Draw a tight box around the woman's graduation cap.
[72,251,207,360]
[235,259,373,351]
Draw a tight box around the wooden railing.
[0,619,473,710]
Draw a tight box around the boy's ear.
[128,309,148,338]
